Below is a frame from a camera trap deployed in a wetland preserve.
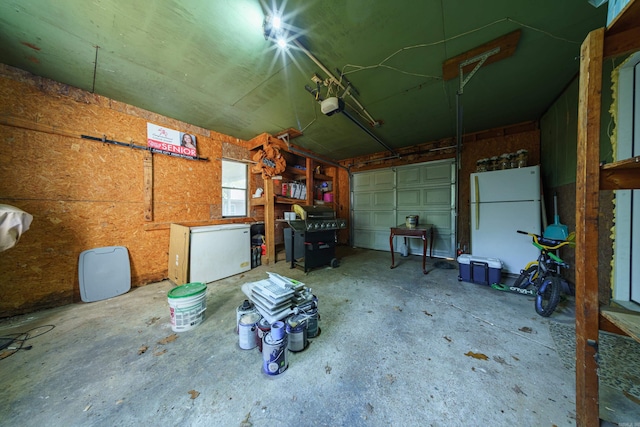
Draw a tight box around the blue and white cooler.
[457,255,503,286]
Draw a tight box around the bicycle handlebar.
[516,230,575,250]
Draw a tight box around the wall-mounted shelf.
[600,155,640,189]
[250,196,265,206]
[314,172,332,181]
[275,196,305,205]
[287,166,308,178]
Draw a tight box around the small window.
[222,160,247,217]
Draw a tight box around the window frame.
[221,159,248,218]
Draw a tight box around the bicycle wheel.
[535,276,562,317]
[513,264,538,289]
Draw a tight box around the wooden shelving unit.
[249,134,337,264]
[575,1,640,424]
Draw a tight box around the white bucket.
[167,282,207,332]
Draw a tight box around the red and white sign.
[147,123,197,158]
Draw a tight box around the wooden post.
[264,175,275,264]
[575,27,604,427]
[306,157,314,205]
[143,152,153,221]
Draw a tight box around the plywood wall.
[457,122,541,252]
[0,65,250,317]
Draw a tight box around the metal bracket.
[276,133,290,144]
[587,338,600,364]
[458,47,500,94]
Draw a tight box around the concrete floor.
[0,247,638,426]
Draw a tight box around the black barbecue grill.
[287,205,347,272]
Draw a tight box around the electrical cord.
[340,17,581,79]
[0,324,55,359]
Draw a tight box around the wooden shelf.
[250,196,265,206]
[600,155,640,189]
[275,196,305,205]
[314,173,332,181]
[600,306,640,344]
[286,166,308,177]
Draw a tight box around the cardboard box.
[457,254,502,286]
[168,223,190,285]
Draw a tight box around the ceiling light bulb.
[276,37,287,49]
[272,16,282,29]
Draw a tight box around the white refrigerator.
[470,165,541,274]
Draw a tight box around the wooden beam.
[575,27,604,427]
[442,30,521,81]
[606,0,639,36]
[604,25,640,59]
[143,152,153,221]
[264,176,275,264]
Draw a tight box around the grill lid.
[293,204,335,219]
[289,204,346,232]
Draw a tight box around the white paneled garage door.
[351,159,456,258]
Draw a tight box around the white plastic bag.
[0,204,33,252]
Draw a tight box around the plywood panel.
[0,66,249,317]
[457,126,540,253]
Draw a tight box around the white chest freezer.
[169,223,251,285]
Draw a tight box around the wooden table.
[389,224,434,274]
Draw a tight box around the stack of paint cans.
[233,288,321,376]
[262,321,288,375]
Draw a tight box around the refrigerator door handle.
[475,175,480,229]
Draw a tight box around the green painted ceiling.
[0,0,607,161]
